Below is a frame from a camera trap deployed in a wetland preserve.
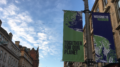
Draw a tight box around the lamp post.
[67,0,94,67]
[83,0,93,67]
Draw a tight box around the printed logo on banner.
[92,13,117,63]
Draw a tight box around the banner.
[92,13,117,63]
[62,10,84,62]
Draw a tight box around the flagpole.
[83,0,93,67]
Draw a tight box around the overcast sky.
[0,0,95,67]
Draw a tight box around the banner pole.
[83,0,93,67]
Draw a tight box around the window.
[96,63,98,67]
[102,63,105,66]
[117,0,120,20]
[103,0,107,8]
[0,36,3,42]
[0,34,2,41]
[0,35,7,45]
[84,31,86,41]
[96,6,99,12]
[8,56,11,64]
[11,58,13,66]
[118,0,120,7]
[85,46,87,57]
[94,54,95,61]
[0,50,3,59]
[13,59,15,67]
[2,65,4,67]
[119,30,120,35]
[91,19,93,30]
[3,53,7,62]
[15,61,17,67]
[12,58,14,66]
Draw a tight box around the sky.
[0,0,95,67]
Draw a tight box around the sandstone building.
[0,20,39,67]
[18,44,33,67]
[17,43,39,67]
[64,0,120,67]
[0,20,20,67]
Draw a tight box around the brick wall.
[29,48,39,67]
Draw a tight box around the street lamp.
[67,0,94,67]
[83,0,93,67]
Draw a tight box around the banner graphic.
[62,10,84,62]
[92,13,117,63]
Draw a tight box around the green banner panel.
[62,10,84,62]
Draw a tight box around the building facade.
[0,20,39,67]
[17,42,33,67]
[0,20,20,67]
[18,43,39,67]
[28,48,39,67]
[64,0,120,67]
[80,0,120,67]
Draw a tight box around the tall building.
[64,0,120,67]
[17,42,39,67]
[0,20,20,67]
[17,42,33,67]
[82,0,119,67]
[28,48,39,67]
[0,20,39,67]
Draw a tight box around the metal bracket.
[84,59,97,66]
[68,62,73,66]
[117,58,120,63]
[81,10,92,13]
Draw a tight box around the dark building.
[29,48,39,67]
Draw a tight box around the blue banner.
[92,13,117,63]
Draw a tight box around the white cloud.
[49,45,58,55]
[0,2,60,60]
[38,33,47,41]
[1,4,19,18]
[15,0,20,3]
[0,0,7,5]
[1,4,32,23]
[17,12,33,22]
[0,4,35,47]
[20,22,27,27]
[0,7,3,11]
[40,55,44,58]
[5,4,18,15]
[13,34,34,48]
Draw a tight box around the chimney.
[0,20,2,27]
[32,48,34,50]
[15,41,20,47]
[9,32,13,40]
[37,46,39,52]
